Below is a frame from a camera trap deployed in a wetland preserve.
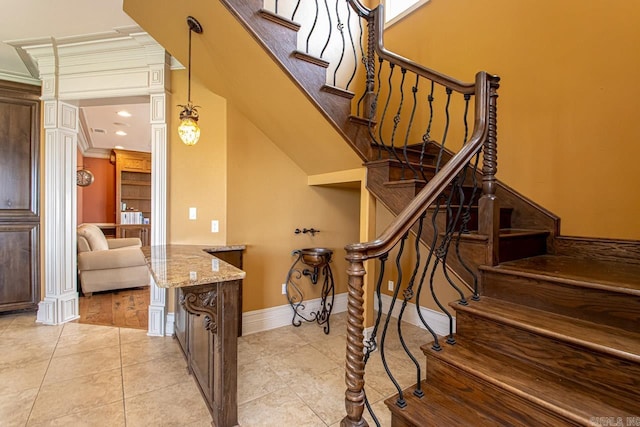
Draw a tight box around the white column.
[37,101,80,324]
[147,90,169,336]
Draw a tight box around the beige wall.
[383,0,640,239]
[168,70,361,313]
[168,71,228,245]
[226,105,360,311]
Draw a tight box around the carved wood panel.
[0,81,40,313]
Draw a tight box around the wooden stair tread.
[486,254,640,294]
[425,340,640,422]
[453,297,640,362]
[384,381,500,426]
[457,228,550,242]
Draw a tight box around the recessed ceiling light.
[115,131,127,136]
[115,145,124,149]
[117,111,132,117]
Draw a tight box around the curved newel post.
[478,75,501,267]
[341,251,369,427]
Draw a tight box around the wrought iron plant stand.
[285,248,335,334]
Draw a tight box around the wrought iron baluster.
[291,0,301,21]
[305,0,320,54]
[435,87,453,172]
[390,68,408,177]
[344,3,358,91]
[320,0,332,58]
[419,80,436,181]
[378,62,401,162]
[367,57,384,159]
[378,235,409,408]
[403,74,421,180]
[274,0,278,14]
[332,0,346,87]
[395,213,426,398]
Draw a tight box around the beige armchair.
[77,224,149,296]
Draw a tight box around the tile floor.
[0,311,429,426]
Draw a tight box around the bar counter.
[142,244,244,427]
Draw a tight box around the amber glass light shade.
[178,117,200,146]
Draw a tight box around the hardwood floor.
[78,287,149,330]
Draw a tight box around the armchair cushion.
[77,224,109,252]
[107,238,142,249]
[78,246,147,271]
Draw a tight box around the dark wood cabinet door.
[0,81,41,313]
[0,223,40,311]
[189,313,213,402]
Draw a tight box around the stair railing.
[342,3,499,425]
[265,1,500,425]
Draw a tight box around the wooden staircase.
[388,255,640,425]
[202,1,640,425]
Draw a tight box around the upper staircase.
[135,0,640,425]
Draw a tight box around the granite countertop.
[142,245,246,289]
[203,244,246,253]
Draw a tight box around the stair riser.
[426,353,572,426]
[499,234,547,262]
[482,269,640,332]
[454,310,640,405]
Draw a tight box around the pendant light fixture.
[178,16,204,146]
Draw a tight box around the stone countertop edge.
[203,244,246,253]
[141,244,246,289]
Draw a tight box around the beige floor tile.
[238,387,325,427]
[308,332,347,364]
[0,387,39,427]
[120,334,183,367]
[363,351,423,398]
[1,321,63,343]
[265,343,340,383]
[238,355,287,405]
[0,338,57,367]
[29,368,123,424]
[291,366,383,426]
[124,378,211,427]
[122,353,189,399]
[0,358,50,394]
[44,345,122,385]
[53,326,120,358]
[240,325,306,359]
[27,401,126,427]
[62,321,116,337]
[117,327,149,344]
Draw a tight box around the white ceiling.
[0,0,152,154]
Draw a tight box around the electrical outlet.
[282,283,287,295]
[211,258,219,271]
[388,280,394,291]
[189,207,197,220]
[211,220,219,233]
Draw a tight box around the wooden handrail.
[347,0,476,94]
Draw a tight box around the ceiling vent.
[92,128,107,134]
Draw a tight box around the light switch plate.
[211,220,219,233]
[189,207,197,220]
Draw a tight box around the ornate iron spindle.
[274,0,279,14]
[344,3,358,90]
[389,68,408,177]
[394,214,426,398]
[435,87,453,172]
[419,81,436,180]
[305,0,319,54]
[378,62,402,163]
[291,0,301,21]
[378,235,408,407]
[320,0,332,58]
[403,74,421,179]
[332,0,346,86]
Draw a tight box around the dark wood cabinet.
[0,80,40,313]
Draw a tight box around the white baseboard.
[241,292,348,336]
[164,313,175,337]
[374,293,455,337]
